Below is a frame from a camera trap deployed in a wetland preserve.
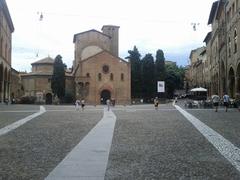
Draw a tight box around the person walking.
[81,99,85,111]
[106,99,111,111]
[212,93,220,112]
[75,99,80,111]
[223,93,230,112]
[154,97,159,110]
[236,93,240,112]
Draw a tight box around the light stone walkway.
[45,108,116,180]
[174,104,240,173]
[0,106,46,136]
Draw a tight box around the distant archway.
[0,63,3,102]
[100,90,111,104]
[228,67,235,97]
[3,67,8,101]
[221,61,226,94]
[237,63,240,94]
[45,93,52,104]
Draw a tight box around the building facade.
[0,0,14,103]
[73,25,131,104]
[188,0,240,98]
[19,25,131,105]
[21,57,74,104]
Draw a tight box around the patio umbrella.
[190,87,207,92]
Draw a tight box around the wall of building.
[75,51,131,105]
[0,0,14,103]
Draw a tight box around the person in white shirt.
[223,93,230,112]
[75,99,80,111]
[211,93,220,112]
[106,99,111,111]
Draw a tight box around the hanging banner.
[157,81,165,92]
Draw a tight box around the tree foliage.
[51,55,65,100]
[125,46,142,98]
[128,47,186,100]
[155,49,166,81]
[141,53,155,99]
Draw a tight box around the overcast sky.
[6,0,214,72]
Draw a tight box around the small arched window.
[98,73,102,81]
[121,73,124,81]
[228,36,231,57]
[86,73,90,77]
[234,29,237,53]
[85,82,90,87]
[110,73,113,81]
[78,82,84,87]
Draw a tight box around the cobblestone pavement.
[105,103,240,179]
[0,105,103,180]
[0,103,240,179]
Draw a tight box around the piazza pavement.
[0,100,240,179]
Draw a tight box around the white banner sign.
[157,81,165,92]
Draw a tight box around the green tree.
[51,55,65,100]
[141,53,155,101]
[155,49,166,81]
[165,63,186,98]
[126,46,142,98]
[155,49,166,99]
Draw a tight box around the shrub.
[19,96,36,104]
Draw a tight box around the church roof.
[73,29,111,43]
[31,57,54,65]
[207,1,219,25]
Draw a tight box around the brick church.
[20,25,131,105]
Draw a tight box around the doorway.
[45,93,52,104]
[100,90,111,104]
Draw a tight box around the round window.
[102,65,109,74]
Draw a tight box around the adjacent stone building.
[188,47,206,89]
[11,68,24,101]
[21,57,74,104]
[0,0,14,103]
[188,0,240,98]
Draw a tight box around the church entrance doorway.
[46,93,52,104]
[100,90,111,104]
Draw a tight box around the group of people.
[75,98,113,111]
[211,93,240,112]
[75,99,85,111]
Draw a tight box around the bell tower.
[102,25,120,57]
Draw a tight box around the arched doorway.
[45,93,52,104]
[100,89,111,104]
[3,67,8,102]
[237,63,240,94]
[0,64,3,102]
[228,67,235,97]
[221,61,226,94]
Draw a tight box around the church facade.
[72,25,131,104]
[19,25,131,105]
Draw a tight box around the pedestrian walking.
[211,93,220,112]
[81,99,85,111]
[154,97,159,110]
[75,99,80,111]
[236,93,240,112]
[223,93,230,112]
[175,96,178,103]
[106,99,111,111]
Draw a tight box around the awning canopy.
[190,87,207,92]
